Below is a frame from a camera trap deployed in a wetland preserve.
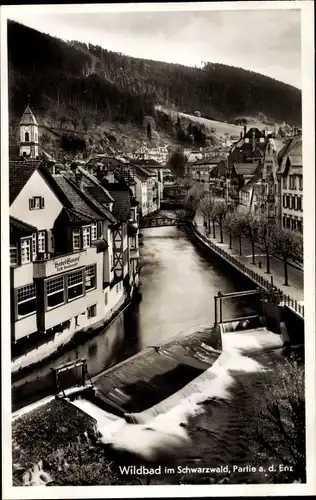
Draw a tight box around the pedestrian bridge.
[140,216,187,229]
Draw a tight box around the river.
[12,224,260,412]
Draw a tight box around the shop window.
[72,229,81,250]
[85,265,96,291]
[10,245,18,265]
[17,284,36,317]
[67,270,83,300]
[87,304,97,319]
[21,238,31,264]
[46,276,65,308]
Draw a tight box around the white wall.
[10,170,63,230]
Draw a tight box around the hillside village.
[9,101,303,356]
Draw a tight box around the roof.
[53,175,103,221]
[105,183,131,222]
[133,164,152,180]
[19,104,38,126]
[9,160,41,205]
[54,207,94,226]
[278,135,302,173]
[10,216,37,241]
[233,163,258,176]
[61,169,117,224]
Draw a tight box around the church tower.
[19,101,39,159]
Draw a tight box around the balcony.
[33,248,97,279]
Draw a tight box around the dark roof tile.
[9,160,41,205]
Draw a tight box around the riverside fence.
[191,224,304,319]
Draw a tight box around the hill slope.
[8,20,301,140]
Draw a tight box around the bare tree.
[198,194,214,234]
[213,201,229,244]
[258,217,276,274]
[271,227,303,286]
[242,212,261,265]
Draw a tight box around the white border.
[1,2,315,498]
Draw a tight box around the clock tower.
[19,101,39,159]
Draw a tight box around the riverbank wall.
[188,222,304,346]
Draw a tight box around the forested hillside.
[8,20,301,134]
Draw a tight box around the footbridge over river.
[139,211,189,229]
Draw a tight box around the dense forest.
[8,20,301,133]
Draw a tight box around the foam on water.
[94,348,268,462]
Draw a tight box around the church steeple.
[19,99,39,159]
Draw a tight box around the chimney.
[75,169,83,188]
[252,130,256,151]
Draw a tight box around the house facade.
[9,160,131,345]
[277,133,303,232]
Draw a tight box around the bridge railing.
[192,224,304,318]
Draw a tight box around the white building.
[19,103,39,159]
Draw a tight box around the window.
[85,265,96,291]
[17,284,36,317]
[46,276,65,308]
[259,137,265,143]
[29,197,44,210]
[104,293,108,306]
[292,219,296,230]
[97,221,103,239]
[10,245,17,265]
[244,138,250,143]
[87,304,97,319]
[67,270,83,300]
[298,176,303,190]
[21,239,31,264]
[72,229,81,250]
[91,223,98,241]
[32,234,37,261]
[38,231,46,253]
[283,178,287,189]
[82,227,91,249]
[297,197,302,211]
[25,131,30,142]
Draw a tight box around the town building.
[227,127,267,175]
[277,132,303,232]
[18,103,39,159]
[9,159,130,345]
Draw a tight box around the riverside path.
[194,215,303,304]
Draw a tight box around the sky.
[8,6,301,88]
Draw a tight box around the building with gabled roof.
[277,132,303,232]
[9,159,129,349]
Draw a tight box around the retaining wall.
[188,223,304,346]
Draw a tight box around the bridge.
[140,216,187,229]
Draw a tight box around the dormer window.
[29,197,44,210]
